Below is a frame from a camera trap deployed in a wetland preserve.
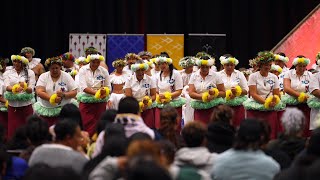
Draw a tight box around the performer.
[243,51,285,139]
[3,55,35,138]
[123,53,140,75]
[78,54,111,136]
[61,52,79,78]
[74,56,88,87]
[189,56,225,125]
[179,56,196,87]
[218,55,248,127]
[270,64,284,93]
[154,56,185,130]
[124,61,156,128]
[108,59,129,110]
[274,53,290,73]
[311,52,320,72]
[84,46,108,70]
[282,56,311,137]
[0,58,8,132]
[20,47,45,80]
[34,57,77,126]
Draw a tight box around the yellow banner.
[147,34,184,70]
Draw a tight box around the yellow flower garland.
[49,94,58,106]
[156,92,172,104]
[225,90,233,101]
[202,91,210,102]
[298,92,307,103]
[95,87,110,99]
[22,82,28,91]
[234,85,242,97]
[210,88,219,98]
[264,95,280,109]
[11,84,20,94]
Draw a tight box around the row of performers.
[1,50,320,140]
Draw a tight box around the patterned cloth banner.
[69,34,107,58]
[147,34,184,70]
[186,34,226,69]
[107,34,145,72]
[272,5,320,69]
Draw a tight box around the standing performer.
[124,61,156,128]
[189,56,225,125]
[274,53,290,73]
[4,55,35,138]
[20,47,45,80]
[77,54,111,136]
[34,57,77,126]
[282,56,311,137]
[243,51,285,139]
[218,55,248,127]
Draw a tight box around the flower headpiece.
[271,64,283,74]
[138,51,153,58]
[249,59,257,67]
[292,57,310,66]
[255,51,274,64]
[20,47,35,56]
[154,56,173,65]
[0,58,9,71]
[144,60,155,69]
[316,52,320,65]
[274,54,289,63]
[179,56,197,68]
[45,56,63,67]
[112,59,126,67]
[85,46,98,55]
[125,53,141,61]
[86,54,105,62]
[220,56,239,65]
[195,57,215,67]
[75,57,88,65]
[131,62,149,72]
[61,52,75,62]
[195,51,212,59]
[11,55,29,65]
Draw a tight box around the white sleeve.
[248,73,256,86]
[273,75,280,89]
[188,73,196,85]
[150,77,156,89]
[103,70,111,90]
[28,70,36,90]
[238,72,249,91]
[283,71,290,79]
[123,77,131,89]
[78,68,87,92]
[215,73,224,85]
[65,73,77,91]
[36,73,46,87]
[174,71,183,90]
[309,73,320,93]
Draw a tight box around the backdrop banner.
[69,34,107,58]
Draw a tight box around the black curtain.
[0,0,319,67]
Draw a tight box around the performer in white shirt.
[0,58,8,132]
[274,52,290,73]
[108,59,129,110]
[270,64,284,93]
[243,51,285,139]
[77,54,111,136]
[311,52,320,72]
[218,55,248,127]
[154,56,185,130]
[282,56,312,137]
[61,52,79,78]
[123,53,140,75]
[35,57,77,126]
[124,61,156,128]
[74,56,88,88]
[189,56,225,124]
[20,47,45,81]
[3,55,35,138]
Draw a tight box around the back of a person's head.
[6,126,28,150]
[206,121,235,153]
[126,155,171,180]
[127,140,161,165]
[59,104,83,129]
[157,140,176,166]
[182,122,207,148]
[102,135,128,157]
[118,97,139,114]
[281,107,305,136]
[97,109,117,134]
[307,128,320,156]
[129,132,152,144]
[210,105,234,124]
[25,115,49,146]
[104,122,125,138]
[54,119,79,142]
[234,118,264,150]
[23,163,82,180]
[159,107,178,147]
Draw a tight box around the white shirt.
[180,70,194,87]
[124,74,156,101]
[284,69,311,93]
[282,66,290,73]
[28,58,41,69]
[110,72,130,85]
[218,70,248,91]
[62,64,79,72]
[279,73,285,91]
[3,68,36,107]
[123,66,134,76]
[248,71,279,98]
[78,64,111,93]
[193,66,217,72]
[309,72,320,93]
[156,70,183,94]
[36,71,77,108]
[311,64,320,72]
[189,70,223,94]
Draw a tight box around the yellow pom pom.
[142,96,152,108]
[202,60,208,66]
[229,58,235,64]
[235,85,242,97]
[225,89,232,101]
[156,95,161,103]
[139,101,144,112]
[264,96,273,109]
[23,82,28,91]
[12,84,20,94]
[274,95,280,104]
[95,89,101,99]
[298,92,306,103]
[139,64,145,69]
[49,94,58,106]
[211,88,219,98]
[5,101,8,108]
[202,91,210,102]
[163,92,172,103]
[104,87,110,97]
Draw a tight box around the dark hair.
[160,63,174,81]
[159,107,178,148]
[277,52,286,57]
[54,119,79,141]
[160,52,170,58]
[210,105,234,124]
[25,115,49,146]
[157,140,176,165]
[23,163,82,180]
[0,124,5,144]
[118,97,139,114]
[6,127,29,150]
[182,122,207,147]
[96,109,117,134]
[59,104,83,129]
[129,132,152,144]
[307,128,320,156]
